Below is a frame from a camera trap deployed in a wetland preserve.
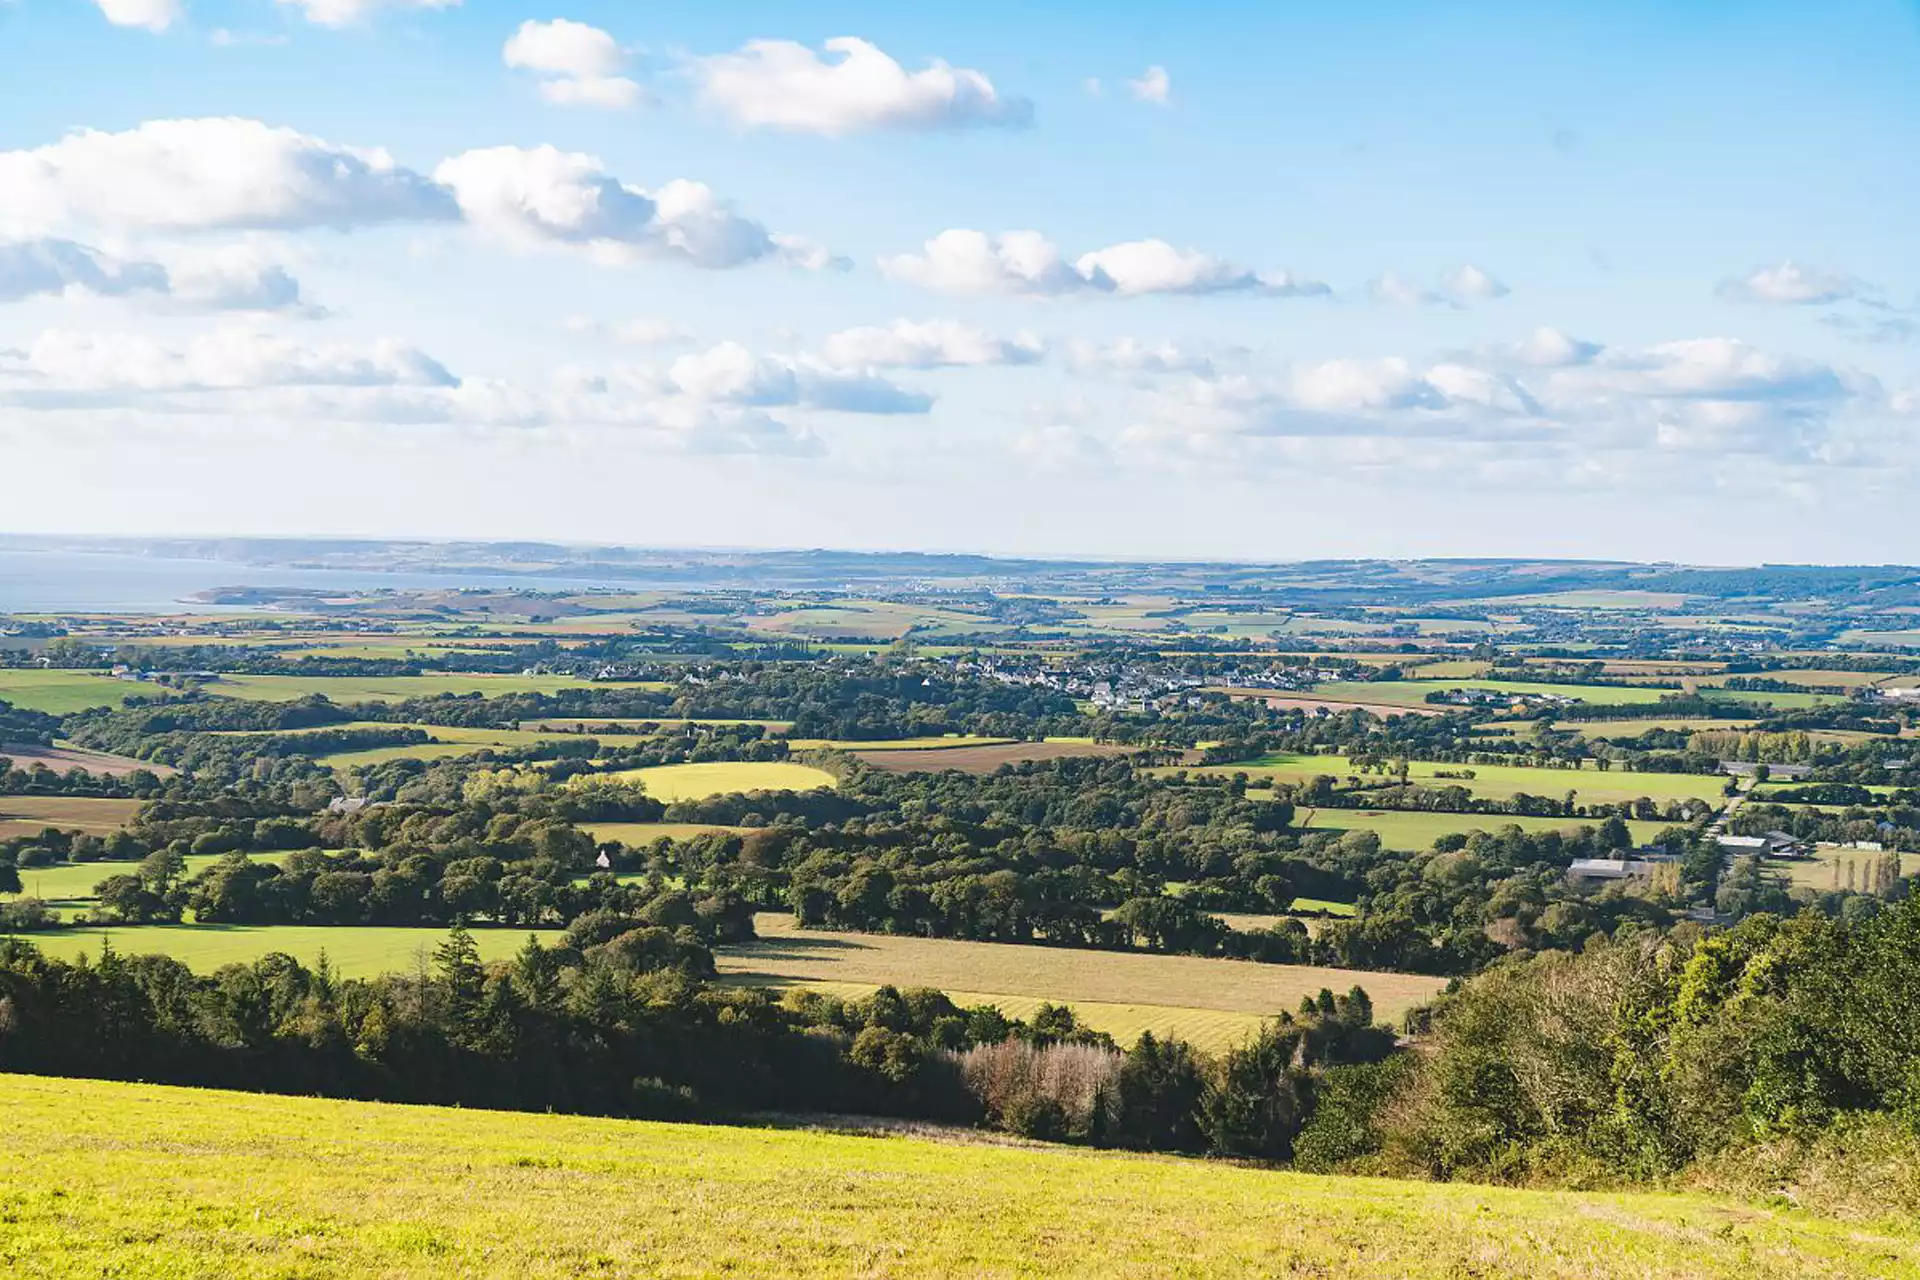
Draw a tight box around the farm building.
[1567,857,1661,882]
[1716,761,1813,780]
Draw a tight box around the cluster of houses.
[954,654,1351,713]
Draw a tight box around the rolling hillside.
[1,1074,1911,1279]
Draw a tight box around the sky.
[1,0,1917,565]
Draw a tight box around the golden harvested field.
[594,761,839,801]
[0,742,170,778]
[716,915,1446,1034]
[0,795,143,839]
[787,735,1015,751]
[1770,851,1920,892]
[849,741,1133,775]
[4,1074,1911,1279]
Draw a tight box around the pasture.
[1175,753,1726,806]
[0,796,143,840]
[593,761,838,801]
[1307,678,1842,713]
[5,852,295,905]
[1292,808,1671,851]
[5,1075,1907,1280]
[22,923,540,977]
[0,670,146,714]
[208,674,673,703]
[716,915,1446,1033]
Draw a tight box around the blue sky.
[1,0,1917,563]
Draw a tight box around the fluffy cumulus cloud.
[1370,265,1508,307]
[0,119,458,236]
[0,327,454,397]
[503,20,644,109]
[662,341,931,414]
[563,316,693,347]
[693,37,1031,135]
[94,0,181,32]
[433,145,837,270]
[1719,262,1862,306]
[1065,338,1221,377]
[2,119,835,274]
[275,0,460,28]
[0,238,312,312]
[880,230,1324,299]
[1127,66,1171,105]
[1114,329,1879,474]
[818,319,1042,369]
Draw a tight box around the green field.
[4,852,292,905]
[1294,808,1671,850]
[1309,678,1842,713]
[3,1074,1909,1279]
[209,674,672,703]
[1180,753,1725,806]
[593,761,839,801]
[1767,851,1920,892]
[0,669,147,714]
[19,923,541,977]
[1310,678,1673,708]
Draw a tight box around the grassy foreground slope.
[2,1075,1912,1280]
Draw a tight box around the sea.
[0,548,637,614]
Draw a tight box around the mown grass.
[18,923,542,976]
[209,673,673,703]
[1179,754,1725,806]
[4,852,295,905]
[1292,807,1671,850]
[0,669,145,714]
[593,761,839,801]
[718,915,1445,1027]
[2,1073,1912,1279]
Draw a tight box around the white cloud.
[276,0,459,28]
[1120,332,1866,471]
[693,37,1031,135]
[880,230,1325,299]
[819,319,1042,369]
[0,119,457,236]
[0,240,167,304]
[94,0,181,32]
[1127,66,1171,105]
[1065,338,1220,377]
[1719,262,1862,306]
[1371,265,1508,307]
[0,327,454,396]
[664,341,931,414]
[564,316,693,347]
[1013,425,1113,472]
[1508,327,1602,368]
[0,238,312,313]
[1446,264,1509,301]
[504,19,645,110]
[432,146,834,270]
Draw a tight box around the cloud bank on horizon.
[6,1,1918,562]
